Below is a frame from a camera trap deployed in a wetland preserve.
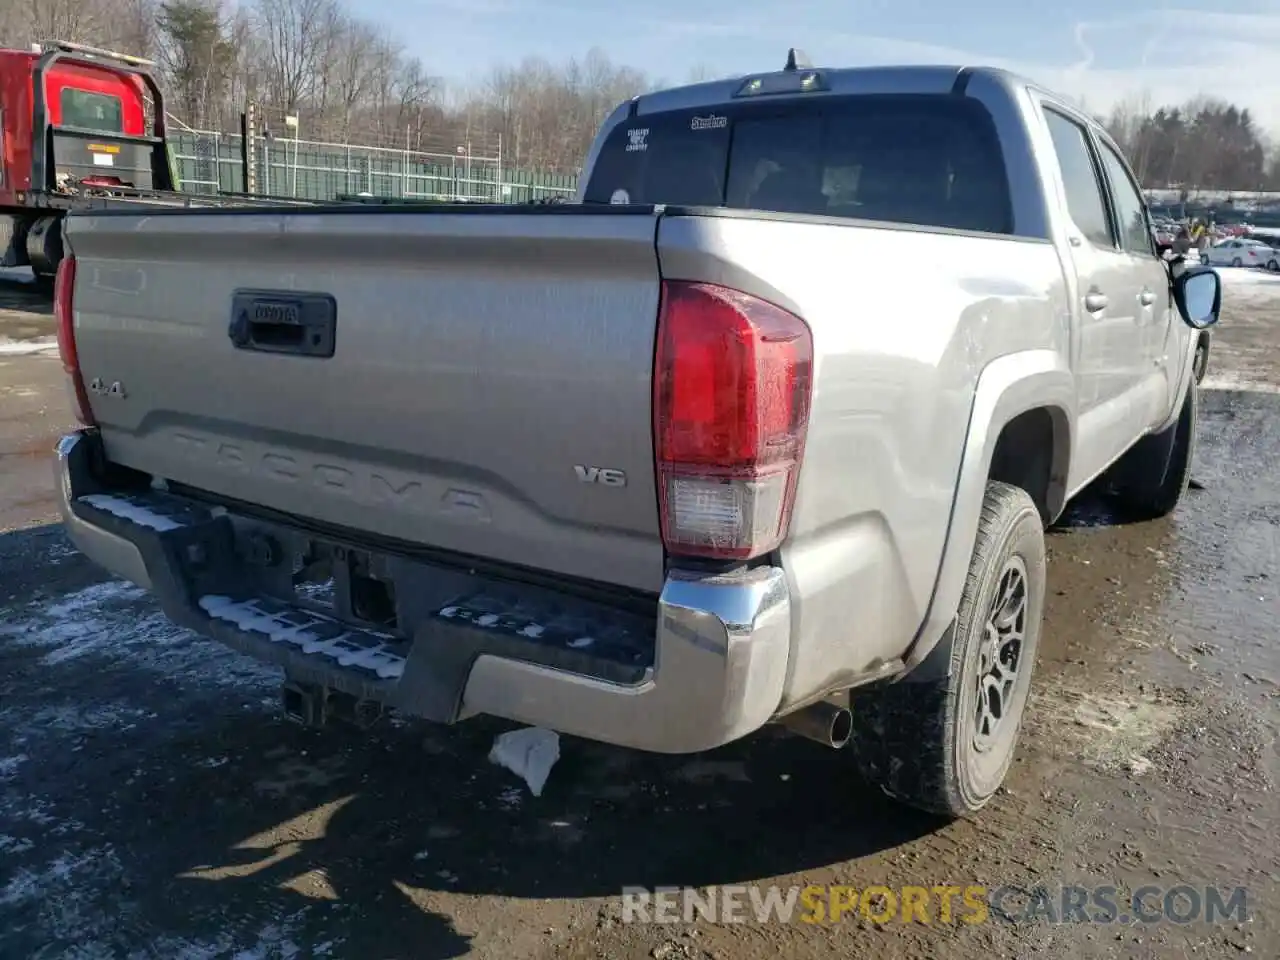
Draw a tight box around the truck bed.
[63,204,668,593]
[31,185,318,211]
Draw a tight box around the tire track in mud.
[999,387,1279,960]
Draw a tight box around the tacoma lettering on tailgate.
[171,432,428,507]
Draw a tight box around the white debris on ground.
[489,727,561,797]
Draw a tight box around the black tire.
[847,482,1046,817]
[1231,257,1243,267]
[1268,259,1279,272]
[1108,382,1198,519]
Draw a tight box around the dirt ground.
[0,269,1276,959]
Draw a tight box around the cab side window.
[1043,109,1113,248]
[1098,142,1156,257]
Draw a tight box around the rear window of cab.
[60,87,124,133]
[583,94,1014,236]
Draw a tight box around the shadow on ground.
[0,523,945,958]
[3,383,1262,958]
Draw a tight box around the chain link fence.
[168,129,580,203]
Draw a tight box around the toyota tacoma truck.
[51,55,1221,817]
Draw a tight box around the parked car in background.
[1151,222,1177,247]
[1202,237,1275,268]
[1245,232,1280,270]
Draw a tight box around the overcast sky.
[363,0,1280,131]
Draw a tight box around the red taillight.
[654,280,813,560]
[54,255,94,426]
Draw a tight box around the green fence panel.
[170,130,580,203]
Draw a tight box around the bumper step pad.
[69,488,655,724]
[198,595,407,680]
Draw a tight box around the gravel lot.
[1,268,1277,959]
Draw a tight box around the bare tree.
[252,0,336,113]
[10,0,1280,194]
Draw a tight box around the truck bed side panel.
[657,213,1069,708]
[65,209,667,593]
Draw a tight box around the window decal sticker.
[625,128,649,152]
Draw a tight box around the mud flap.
[900,620,957,683]
[1105,389,1185,493]
[0,215,29,268]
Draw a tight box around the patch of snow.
[0,847,124,934]
[0,579,281,691]
[1218,267,1280,287]
[44,540,80,565]
[0,336,58,356]
[1201,374,1280,394]
[79,494,183,532]
[0,703,151,735]
[0,754,27,779]
[132,915,313,960]
[0,834,34,855]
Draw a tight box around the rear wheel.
[1231,257,1243,267]
[1108,382,1198,519]
[847,482,1045,817]
[1268,259,1279,272]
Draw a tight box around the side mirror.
[1172,266,1221,329]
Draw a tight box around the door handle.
[1139,289,1156,306]
[1084,291,1108,312]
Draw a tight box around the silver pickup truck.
[51,56,1221,816]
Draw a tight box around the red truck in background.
[0,40,177,278]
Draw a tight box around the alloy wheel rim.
[972,556,1028,754]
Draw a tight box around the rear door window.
[60,88,124,133]
[583,95,1014,235]
[1042,109,1113,249]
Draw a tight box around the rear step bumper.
[54,430,791,753]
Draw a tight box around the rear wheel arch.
[900,353,1074,680]
[987,404,1071,525]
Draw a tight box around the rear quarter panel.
[659,213,1070,709]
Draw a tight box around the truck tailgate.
[64,207,666,593]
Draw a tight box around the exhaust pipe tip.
[778,700,853,749]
